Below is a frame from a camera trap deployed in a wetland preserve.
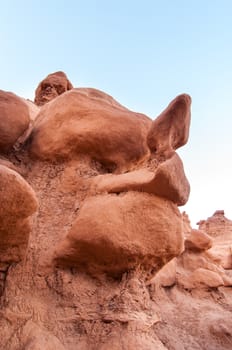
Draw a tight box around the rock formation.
[34,71,73,106]
[0,90,30,151]
[0,72,232,349]
[198,210,232,269]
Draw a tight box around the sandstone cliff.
[0,72,231,350]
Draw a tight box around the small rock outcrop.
[198,210,232,269]
[34,71,73,106]
[152,211,232,290]
[147,94,191,158]
[198,210,232,238]
[185,229,213,251]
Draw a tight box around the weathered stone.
[0,165,38,262]
[91,153,190,206]
[54,192,184,275]
[34,71,73,106]
[198,211,232,269]
[147,94,191,159]
[185,229,213,251]
[0,90,30,151]
[30,88,152,172]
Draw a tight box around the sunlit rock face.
[4,71,223,350]
[28,87,191,275]
[30,88,152,172]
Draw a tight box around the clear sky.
[1,0,232,226]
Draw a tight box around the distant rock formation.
[198,210,232,237]
[198,210,232,269]
[153,210,232,289]
[1,72,232,349]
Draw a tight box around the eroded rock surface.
[1,72,232,350]
[0,90,30,151]
[0,165,38,263]
[91,152,190,205]
[198,210,232,269]
[147,94,191,158]
[34,71,73,106]
[151,211,232,290]
[30,88,152,172]
[54,192,184,275]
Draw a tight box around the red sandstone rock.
[175,248,232,289]
[198,210,232,238]
[144,153,190,205]
[54,192,184,275]
[22,321,65,350]
[198,211,232,269]
[149,258,177,287]
[185,229,213,251]
[182,211,192,235]
[150,210,232,291]
[91,152,190,206]
[0,165,38,263]
[0,90,30,151]
[34,71,73,106]
[5,76,232,350]
[29,88,152,171]
[147,94,191,158]
[22,98,40,121]
[186,268,224,288]
[99,333,168,350]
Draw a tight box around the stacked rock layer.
[0,72,232,350]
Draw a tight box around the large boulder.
[54,192,184,276]
[0,90,30,151]
[29,90,192,173]
[34,71,73,106]
[0,165,38,262]
[198,210,232,238]
[29,88,152,172]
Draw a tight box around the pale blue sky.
[1,0,232,225]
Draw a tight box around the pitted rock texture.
[2,72,232,350]
[0,164,38,263]
[34,71,73,106]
